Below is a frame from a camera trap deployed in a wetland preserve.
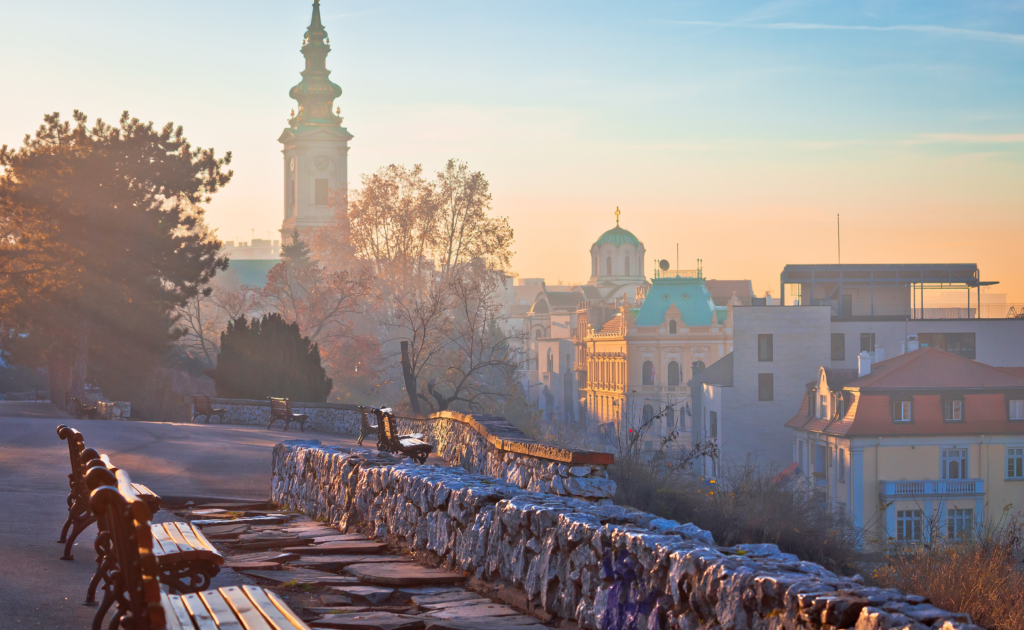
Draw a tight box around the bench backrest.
[194,395,213,413]
[58,425,99,500]
[382,411,398,443]
[87,466,165,630]
[269,397,290,417]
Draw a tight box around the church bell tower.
[279,0,353,245]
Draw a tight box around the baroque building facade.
[279,0,352,244]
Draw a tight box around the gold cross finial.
[615,206,620,226]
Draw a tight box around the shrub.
[205,313,332,402]
[873,510,1024,630]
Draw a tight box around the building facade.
[279,0,353,244]
[786,348,1024,548]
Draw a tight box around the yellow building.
[579,267,735,446]
[786,347,1024,547]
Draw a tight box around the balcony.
[879,479,984,498]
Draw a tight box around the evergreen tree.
[205,313,333,402]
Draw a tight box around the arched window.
[642,361,654,385]
[546,349,554,373]
[606,256,613,276]
[642,403,654,423]
[667,361,680,387]
[625,257,630,276]
[592,256,598,276]
[669,320,677,334]
[665,407,675,429]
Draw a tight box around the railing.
[821,301,1024,320]
[879,479,984,497]
[308,204,332,217]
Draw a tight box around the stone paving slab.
[424,620,548,630]
[421,604,521,619]
[330,585,396,605]
[240,567,361,586]
[411,592,485,606]
[293,555,414,571]
[311,612,426,630]
[226,551,300,564]
[286,541,387,555]
[344,564,466,586]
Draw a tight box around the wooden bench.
[356,406,379,446]
[73,397,99,420]
[373,408,433,464]
[268,397,308,432]
[191,395,227,424]
[87,467,310,630]
[57,425,160,560]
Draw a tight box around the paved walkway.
[0,401,363,628]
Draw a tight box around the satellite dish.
[659,259,670,272]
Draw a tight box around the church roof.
[594,225,641,248]
[634,275,726,327]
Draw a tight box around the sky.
[2,0,1023,305]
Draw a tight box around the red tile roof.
[847,347,1024,390]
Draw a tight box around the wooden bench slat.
[198,589,246,630]
[132,482,158,498]
[151,523,181,556]
[163,592,193,630]
[162,522,200,561]
[220,586,276,630]
[183,592,221,630]
[174,521,221,565]
[189,523,223,560]
[248,585,312,630]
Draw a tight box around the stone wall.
[201,399,615,500]
[272,441,980,630]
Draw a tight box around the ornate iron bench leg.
[62,513,96,560]
[85,530,112,605]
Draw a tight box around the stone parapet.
[272,441,980,630]
[199,398,615,499]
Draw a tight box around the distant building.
[786,348,1024,548]
[279,0,352,245]
[691,262,1024,474]
[222,239,280,261]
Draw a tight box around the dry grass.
[873,512,1024,630]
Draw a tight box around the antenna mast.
[837,214,841,265]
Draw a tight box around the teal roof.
[595,226,640,247]
[635,275,728,327]
[213,259,278,291]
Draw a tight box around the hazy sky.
[3,1,1023,304]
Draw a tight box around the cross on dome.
[615,206,620,226]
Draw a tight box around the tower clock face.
[289,157,296,171]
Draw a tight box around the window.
[546,350,554,373]
[947,509,974,539]
[860,332,875,353]
[1009,399,1024,421]
[709,411,718,439]
[642,404,654,424]
[942,448,968,480]
[943,398,963,422]
[625,257,630,275]
[831,333,845,361]
[606,256,612,275]
[314,178,329,205]
[642,361,654,385]
[919,333,976,360]
[665,407,675,429]
[818,394,827,419]
[592,256,598,276]
[669,320,677,334]
[893,399,912,422]
[1007,447,1024,480]
[758,334,774,361]
[838,448,846,482]
[896,510,923,542]
[667,361,680,387]
[814,444,826,478]
[287,178,295,208]
[758,373,774,401]
[798,439,805,470]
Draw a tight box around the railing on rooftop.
[796,300,1024,320]
[879,479,985,497]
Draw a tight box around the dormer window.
[892,396,913,423]
[669,320,677,334]
[943,393,965,422]
[818,394,828,419]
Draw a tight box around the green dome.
[595,225,641,247]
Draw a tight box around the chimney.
[858,351,872,377]
[906,335,919,352]
[875,347,885,362]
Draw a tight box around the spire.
[615,206,620,226]
[288,0,343,128]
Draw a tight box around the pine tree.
[205,313,333,402]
